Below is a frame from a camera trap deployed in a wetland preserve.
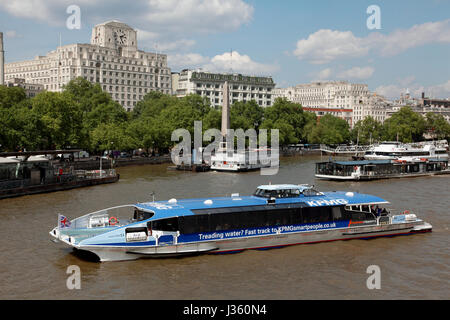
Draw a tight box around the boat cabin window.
[179,204,357,235]
[302,188,322,196]
[149,218,179,232]
[133,209,154,221]
[331,206,342,220]
[345,204,388,218]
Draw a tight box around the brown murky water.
[0,155,448,299]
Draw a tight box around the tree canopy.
[382,106,426,143]
[351,116,384,145]
[1,79,447,153]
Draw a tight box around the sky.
[0,0,449,99]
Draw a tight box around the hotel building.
[274,81,388,127]
[172,69,276,108]
[4,21,171,111]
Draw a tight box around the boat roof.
[332,160,392,166]
[4,155,49,163]
[323,158,447,166]
[134,189,389,221]
[0,157,20,164]
[256,184,311,191]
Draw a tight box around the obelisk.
[221,81,230,139]
[0,32,4,86]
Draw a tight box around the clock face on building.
[113,29,127,45]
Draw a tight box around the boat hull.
[316,170,450,181]
[52,220,431,262]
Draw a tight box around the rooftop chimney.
[0,32,4,86]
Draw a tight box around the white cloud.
[0,0,95,25]
[313,68,332,81]
[375,85,408,99]
[293,29,368,64]
[0,0,255,64]
[138,30,196,53]
[4,30,22,38]
[0,0,254,34]
[168,51,278,76]
[155,39,196,52]
[375,80,450,99]
[337,66,375,80]
[311,66,374,81]
[168,53,210,69]
[369,19,450,56]
[204,51,278,75]
[427,80,450,99]
[142,0,254,34]
[136,29,159,42]
[398,75,416,87]
[293,19,450,64]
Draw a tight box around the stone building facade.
[274,81,389,127]
[4,21,171,111]
[172,69,275,108]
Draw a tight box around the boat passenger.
[374,205,381,217]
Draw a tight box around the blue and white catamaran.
[49,184,432,262]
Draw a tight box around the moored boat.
[49,184,432,262]
[0,150,119,200]
[363,141,448,161]
[210,142,272,172]
[315,158,450,181]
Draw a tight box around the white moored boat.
[210,142,271,172]
[364,141,448,161]
[49,184,432,262]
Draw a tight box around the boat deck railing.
[0,169,117,190]
[320,144,373,154]
[74,169,117,180]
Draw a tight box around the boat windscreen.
[133,209,154,221]
[254,188,301,198]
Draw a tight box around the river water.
[0,155,448,300]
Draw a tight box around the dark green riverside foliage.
[1,78,447,153]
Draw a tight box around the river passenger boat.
[210,142,272,172]
[363,141,448,161]
[315,158,450,181]
[0,151,119,200]
[49,184,432,262]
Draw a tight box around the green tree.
[90,122,137,151]
[425,112,450,140]
[301,111,318,142]
[230,100,264,130]
[261,98,308,144]
[382,106,426,142]
[351,116,383,145]
[132,91,180,120]
[307,114,351,144]
[63,77,130,152]
[27,91,87,149]
[0,85,27,109]
[0,86,29,151]
[260,118,298,145]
